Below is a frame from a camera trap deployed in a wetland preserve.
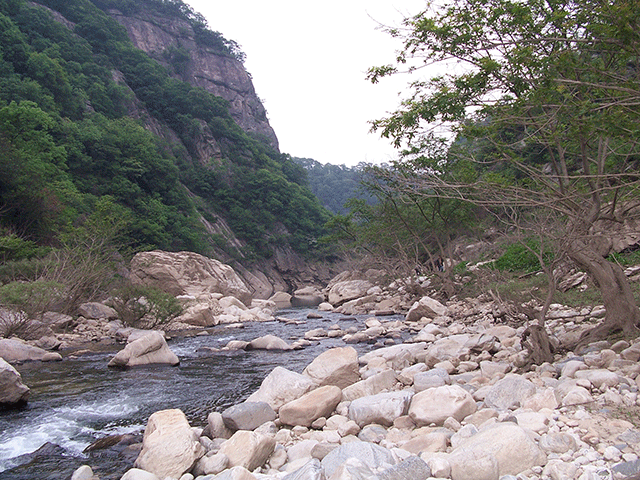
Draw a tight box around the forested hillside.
[293,158,374,215]
[0,0,331,263]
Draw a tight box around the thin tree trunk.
[568,242,640,346]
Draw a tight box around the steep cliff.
[108,8,279,151]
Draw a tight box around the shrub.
[494,239,553,273]
[109,283,182,329]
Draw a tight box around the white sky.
[186,0,427,167]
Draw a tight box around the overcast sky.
[186,0,426,167]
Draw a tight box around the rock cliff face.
[108,9,279,151]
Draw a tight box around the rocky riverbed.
[2,252,640,480]
[51,303,640,480]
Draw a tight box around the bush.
[494,240,552,273]
[109,283,182,329]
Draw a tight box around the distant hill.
[293,158,375,215]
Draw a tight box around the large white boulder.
[327,280,374,306]
[0,357,29,406]
[108,331,179,368]
[448,422,546,479]
[134,409,205,479]
[303,346,360,388]
[409,385,477,426]
[130,250,252,304]
[246,366,316,412]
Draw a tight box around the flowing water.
[0,308,405,479]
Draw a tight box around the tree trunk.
[568,241,640,346]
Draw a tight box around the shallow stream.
[0,308,404,479]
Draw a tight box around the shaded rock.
[246,366,316,412]
[413,368,450,392]
[193,451,229,476]
[134,409,205,479]
[207,411,233,439]
[321,441,397,478]
[213,466,257,480]
[0,356,29,406]
[222,401,276,431]
[78,302,118,320]
[409,385,477,426]
[539,432,577,454]
[279,385,342,427]
[247,334,291,350]
[484,374,537,411]
[377,455,431,480]
[348,390,413,427]
[282,458,324,480]
[303,346,360,389]
[108,331,179,368]
[0,338,62,363]
[218,430,276,471]
[130,250,252,304]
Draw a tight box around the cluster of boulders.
[70,294,640,480]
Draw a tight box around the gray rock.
[538,433,577,454]
[321,441,397,478]
[413,368,450,392]
[222,402,276,431]
[484,374,537,411]
[376,455,431,480]
[78,302,118,320]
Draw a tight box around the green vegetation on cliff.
[0,0,330,261]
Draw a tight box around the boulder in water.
[108,331,179,368]
[0,356,29,407]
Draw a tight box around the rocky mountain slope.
[0,0,334,295]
